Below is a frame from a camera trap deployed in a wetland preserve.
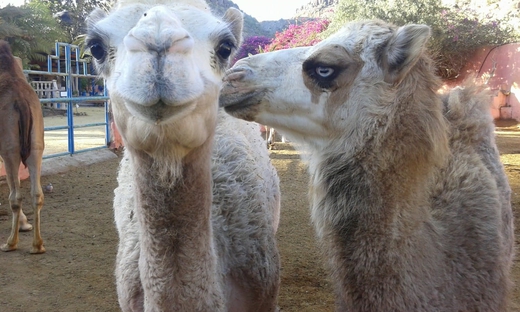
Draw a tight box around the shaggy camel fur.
[86,1,280,311]
[220,20,514,311]
[0,40,45,254]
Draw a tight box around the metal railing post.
[65,44,75,154]
[25,41,110,159]
[104,84,110,147]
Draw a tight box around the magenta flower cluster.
[265,19,330,51]
[233,19,330,65]
[233,36,273,64]
[432,7,512,79]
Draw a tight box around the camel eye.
[316,66,334,78]
[88,40,106,61]
[217,41,233,60]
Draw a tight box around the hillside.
[206,0,336,38]
[295,0,338,19]
[206,0,271,37]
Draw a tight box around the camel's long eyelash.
[210,28,238,70]
[210,50,217,70]
[211,34,237,72]
[86,29,114,76]
[108,47,116,62]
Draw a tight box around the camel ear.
[87,8,107,29]
[222,8,244,47]
[382,24,430,86]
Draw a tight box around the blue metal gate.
[24,42,110,159]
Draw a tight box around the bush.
[264,19,330,51]
[324,0,519,80]
[233,35,272,64]
[432,8,517,79]
[233,19,330,64]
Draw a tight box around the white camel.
[86,1,280,311]
[220,19,514,311]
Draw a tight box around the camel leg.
[226,276,279,312]
[0,153,23,252]
[18,209,33,232]
[25,149,45,254]
[19,186,33,232]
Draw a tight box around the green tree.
[39,0,114,42]
[324,0,519,80]
[325,0,443,34]
[434,7,518,79]
[0,6,24,40]
[0,2,67,67]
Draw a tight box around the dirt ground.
[1,121,520,311]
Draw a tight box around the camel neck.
[313,153,440,305]
[315,153,431,232]
[133,144,214,232]
[130,142,225,310]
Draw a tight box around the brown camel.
[0,40,45,254]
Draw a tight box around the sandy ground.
[0,120,519,311]
[42,106,108,157]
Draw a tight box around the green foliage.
[0,0,115,67]
[0,2,67,67]
[324,0,520,79]
[0,6,24,39]
[324,0,443,35]
[39,0,114,42]
[433,8,518,79]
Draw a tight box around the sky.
[1,0,310,21]
[231,0,309,21]
[2,0,28,7]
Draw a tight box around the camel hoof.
[0,243,17,252]
[19,223,33,232]
[30,245,46,254]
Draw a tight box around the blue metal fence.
[24,42,110,159]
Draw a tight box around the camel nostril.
[124,30,193,54]
[124,35,146,52]
[167,35,193,54]
[224,68,252,82]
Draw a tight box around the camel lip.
[127,100,191,124]
[219,90,266,122]
[222,101,255,115]
[223,66,252,81]
[219,90,265,111]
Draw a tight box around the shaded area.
[0,125,520,311]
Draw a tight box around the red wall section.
[454,43,520,120]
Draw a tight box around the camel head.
[87,0,243,158]
[220,20,439,153]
